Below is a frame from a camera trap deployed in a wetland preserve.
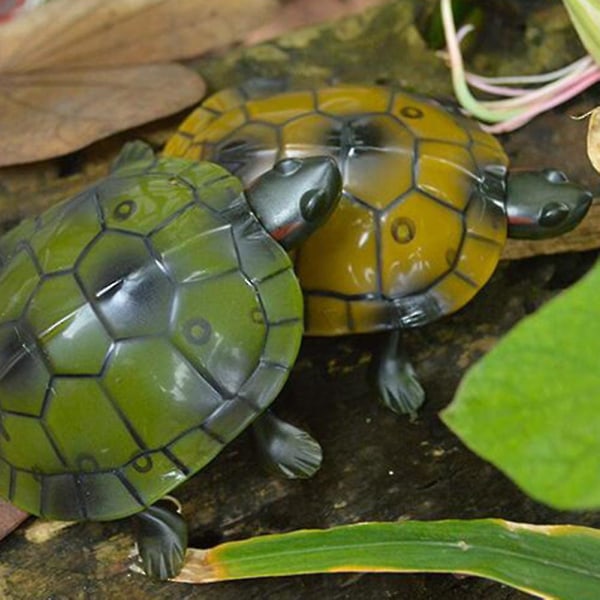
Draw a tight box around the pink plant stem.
[463,76,531,97]
[484,66,600,133]
[478,61,597,111]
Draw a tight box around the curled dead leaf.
[245,0,387,45]
[586,106,600,174]
[24,519,74,544]
[0,0,281,165]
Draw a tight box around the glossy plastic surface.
[165,85,510,334]
[247,156,341,250]
[0,147,305,521]
[505,170,592,239]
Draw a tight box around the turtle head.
[506,169,593,239]
[246,156,342,249]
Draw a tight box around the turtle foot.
[134,503,188,580]
[253,412,323,479]
[374,358,425,417]
[370,330,425,417]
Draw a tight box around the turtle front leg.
[392,291,443,328]
[368,292,441,416]
[253,411,322,479]
[370,329,425,417]
[134,502,188,580]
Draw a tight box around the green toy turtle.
[165,84,593,415]
[0,142,341,579]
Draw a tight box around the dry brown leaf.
[0,0,283,165]
[245,0,387,45]
[0,0,279,72]
[0,500,27,542]
[586,107,600,174]
[0,64,205,166]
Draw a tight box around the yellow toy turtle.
[165,84,592,415]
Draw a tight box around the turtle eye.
[300,189,330,222]
[543,169,568,184]
[275,158,303,176]
[540,201,570,227]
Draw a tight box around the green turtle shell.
[0,145,303,521]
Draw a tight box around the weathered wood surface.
[7,250,600,599]
[0,1,599,598]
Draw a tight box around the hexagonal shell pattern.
[0,154,303,521]
[165,85,510,335]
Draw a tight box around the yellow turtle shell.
[165,85,509,335]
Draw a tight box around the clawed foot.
[374,357,425,417]
[134,503,188,580]
[370,330,425,417]
[253,412,323,479]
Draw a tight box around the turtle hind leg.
[253,411,322,479]
[134,503,188,580]
[369,329,425,417]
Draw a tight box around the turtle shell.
[0,148,303,521]
[165,85,509,335]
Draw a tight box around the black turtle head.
[246,156,342,250]
[506,169,593,239]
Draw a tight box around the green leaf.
[562,0,600,64]
[442,261,600,510]
[172,519,600,599]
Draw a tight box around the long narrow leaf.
[562,0,600,64]
[172,519,600,599]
